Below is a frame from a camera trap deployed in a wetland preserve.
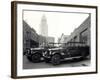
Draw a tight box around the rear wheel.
[51,54,61,65]
[31,53,41,63]
[81,51,87,60]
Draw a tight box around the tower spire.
[40,14,48,37]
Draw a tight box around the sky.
[23,10,89,42]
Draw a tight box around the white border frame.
[16,3,97,77]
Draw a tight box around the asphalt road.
[23,55,90,69]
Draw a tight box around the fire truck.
[43,42,90,65]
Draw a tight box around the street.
[23,55,90,69]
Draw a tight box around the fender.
[31,51,38,54]
[51,51,61,56]
[31,51,42,56]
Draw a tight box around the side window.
[80,28,88,45]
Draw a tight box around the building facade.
[46,36,55,44]
[58,33,69,47]
[58,33,68,43]
[23,20,39,52]
[38,35,47,47]
[23,20,54,50]
[62,16,90,47]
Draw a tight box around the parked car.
[43,42,90,65]
[25,44,57,63]
[26,47,46,63]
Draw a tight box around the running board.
[63,56,82,60]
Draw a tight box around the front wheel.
[31,53,41,63]
[51,54,61,65]
[27,56,32,62]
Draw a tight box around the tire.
[81,51,87,60]
[31,53,41,63]
[27,56,32,62]
[51,54,61,65]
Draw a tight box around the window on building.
[73,36,77,46]
[74,36,77,42]
[80,28,88,45]
[26,31,30,40]
[25,40,30,48]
